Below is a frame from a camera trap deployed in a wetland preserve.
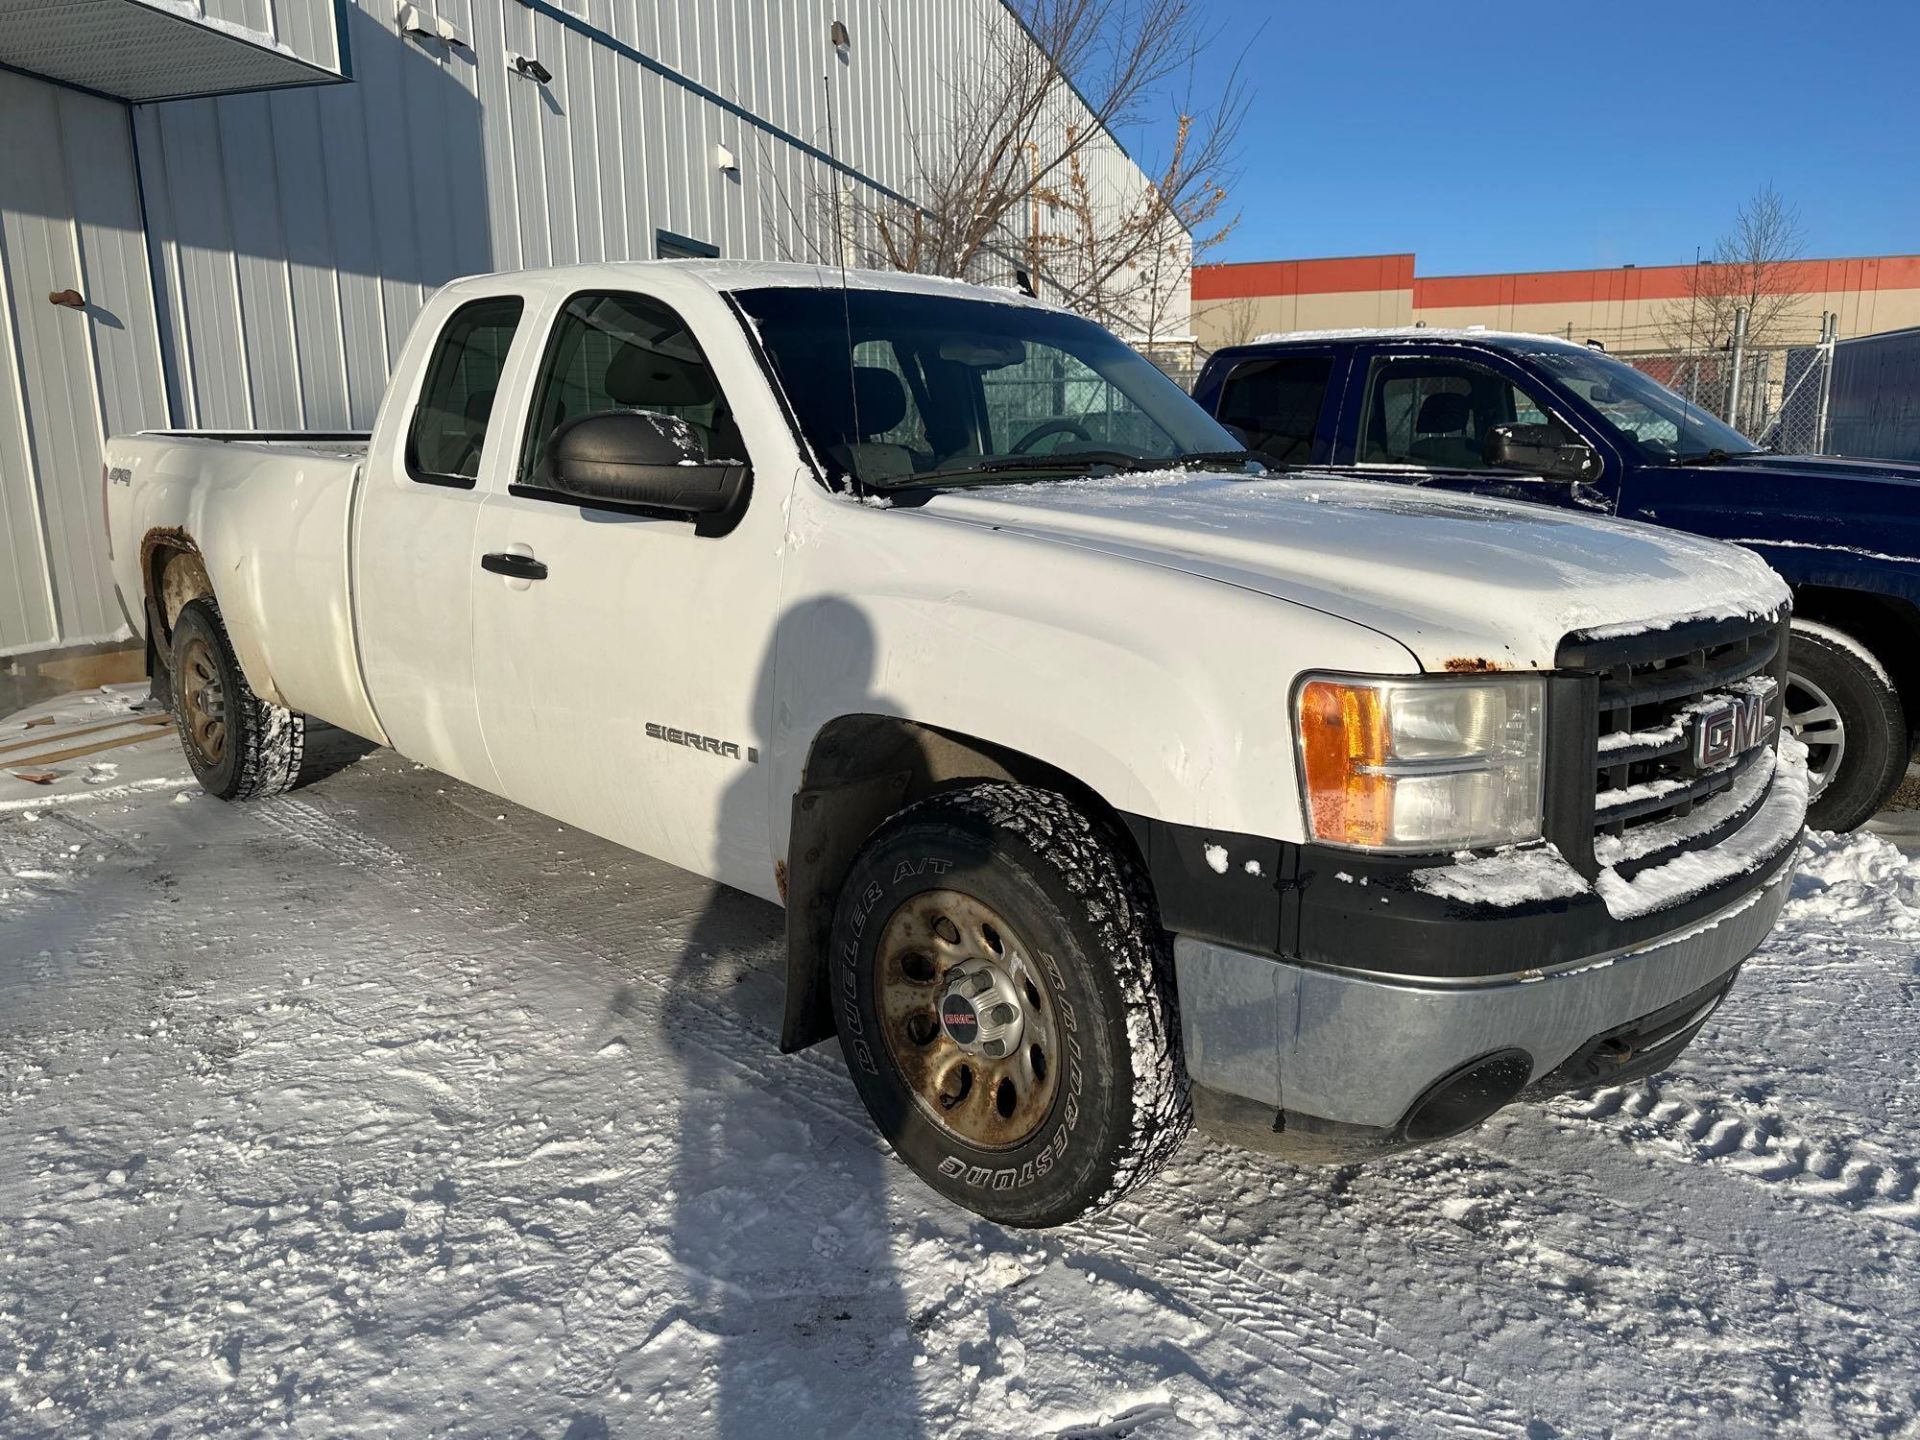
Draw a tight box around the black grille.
[1551,612,1789,869]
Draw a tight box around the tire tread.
[172,600,305,802]
[885,782,1192,1215]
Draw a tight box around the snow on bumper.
[1174,748,1807,1139]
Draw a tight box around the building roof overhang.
[1,0,342,102]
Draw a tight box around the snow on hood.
[919,470,1789,671]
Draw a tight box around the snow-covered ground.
[4,689,1919,1438]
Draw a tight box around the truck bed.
[105,427,380,746]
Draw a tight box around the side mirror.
[1484,422,1600,483]
[547,410,749,535]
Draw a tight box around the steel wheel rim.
[1784,668,1845,800]
[179,634,228,768]
[876,888,1061,1151]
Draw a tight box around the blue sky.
[1115,0,1920,275]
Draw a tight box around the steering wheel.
[1011,418,1094,454]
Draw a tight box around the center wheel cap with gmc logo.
[938,960,1025,1059]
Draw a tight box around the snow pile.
[1785,826,1920,931]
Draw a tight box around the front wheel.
[1786,620,1906,833]
[829,783,1190,1227]
[171,599,306,801]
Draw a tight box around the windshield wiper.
[863,451,1144,491]
[1667,447,1766,466]
[863,448,1269,492]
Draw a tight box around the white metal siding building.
[1,0,1181,674]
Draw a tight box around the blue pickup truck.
[1193,329,1920,831]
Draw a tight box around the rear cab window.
[1214,355,1333,464]
[407,296,526,487]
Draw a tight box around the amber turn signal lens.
[1293,674,1546,851]
[1297,679,1392,846]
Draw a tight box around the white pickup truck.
[105,261,1807,1227]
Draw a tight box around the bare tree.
[1666,185,1810,353]
[804,1,1247,342]
[1040,102,1240,351]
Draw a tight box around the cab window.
[1358,357,1563,469]
[1214,355,1332,464]
[521,291,745,487]
[407,296,524,485]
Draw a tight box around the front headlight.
[1294,675,1545,851]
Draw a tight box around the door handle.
[481,551,548,581]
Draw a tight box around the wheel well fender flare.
[776,714,1148,1054]
[1789,585,1920,735]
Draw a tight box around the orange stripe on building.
[1192,253,1415,301]
[1194,253,1920,306]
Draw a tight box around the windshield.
[1518,344,1759,461]
[733,286,1241,489]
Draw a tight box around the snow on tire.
[170,598,306,802]
[829,781,1190,1227]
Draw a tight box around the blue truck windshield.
[1519,345,1760,462]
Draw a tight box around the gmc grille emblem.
[1691,681,1778,770]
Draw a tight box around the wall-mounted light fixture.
[830,19,850,61]
[512,54,552,84]
[714,142,738,175]
[399,1,464,46]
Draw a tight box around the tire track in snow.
[255,796,1546,1438]
[1547,1077,1920,1228]
[1081,1203,1527,1438]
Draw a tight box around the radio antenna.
[821,59,862,468]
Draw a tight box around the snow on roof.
[474,259,1063,310]
[1246,326,1589,348]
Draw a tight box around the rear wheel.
[1786,620,1905,833]
[829,783,1190,1227]
[170,599,305,801]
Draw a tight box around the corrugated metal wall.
[0,70,171,656]
[132,0,1168,429]
[1829,327,1920,463]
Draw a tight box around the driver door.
[469,287,787,893]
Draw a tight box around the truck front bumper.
[1169,811,1802,1162]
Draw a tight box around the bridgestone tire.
[1789,621,1906,834]
[170,599,305,802]
[829,782,1190,1227]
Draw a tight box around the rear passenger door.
[354,288,535,792]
